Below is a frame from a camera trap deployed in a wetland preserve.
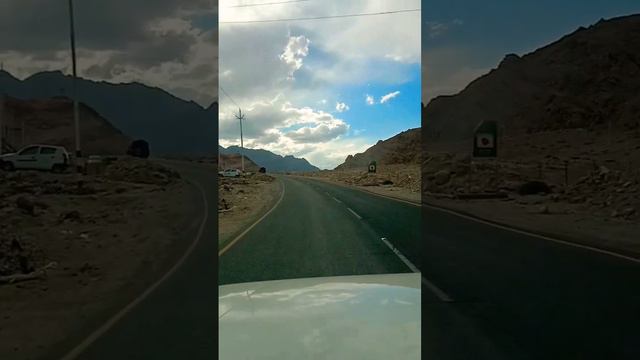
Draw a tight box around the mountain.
[219,153,260,172]
[1,96,131,155]
[424,14,640,144]
[219,146,319,172]
[0,70,217,156]
[334,128,421,170]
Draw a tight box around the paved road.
[421,203,640,359]
[218,175,422,284]
[49,160,218,360]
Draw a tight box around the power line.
[220,8,421,24]
[219,86,240,109]
[228,0,312,8]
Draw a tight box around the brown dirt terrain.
[1,96,131,155]
[0,157,199,360]
[301,164,421,203]
[218,173,281,249]
[335,128,421,170]
[424,129,640,255]
[421,15,640,255]
[218,153,260,172]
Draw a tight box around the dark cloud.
[0,0,217,105]
[0,0,215,52]
[171,63,215,81]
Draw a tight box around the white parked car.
[222,168,241,177]
[0,144,70,172]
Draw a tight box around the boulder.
[518,181,551,195]
[434,170,451,185]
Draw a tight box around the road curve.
[218,175,421,285]
[49,160,218,360]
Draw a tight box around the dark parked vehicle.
[127,139,150,158]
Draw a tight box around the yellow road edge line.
[218,177,286,256]
[60,180,209,360]
[422,203,640,265]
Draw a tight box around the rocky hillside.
[219,145,319,172]
[0,70,217,156]
[219,153,260,172]
[335,128,421,170]
[424,14,640,144]
[1,96,131,155]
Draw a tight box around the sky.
[0,0,218,107]
[219,0,421,170]
[422,0,640,104]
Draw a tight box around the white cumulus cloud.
[380,91,400,104]
[335,102,350,112]
[365,94,375,105]
[279,35,311,80]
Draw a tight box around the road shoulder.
[293,174,421,205]
[218,174,284,252]
[0,159,206,360]
[423,196,640,261]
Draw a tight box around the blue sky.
[422,0,640,102]
[316,68,421,141]
[219,0,421,169]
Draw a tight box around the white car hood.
[219,273,421,360]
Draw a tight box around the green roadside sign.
[473,120,498,158]
[368,160,377,173]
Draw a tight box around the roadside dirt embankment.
[0,156,198,360]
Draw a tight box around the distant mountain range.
[423,14,640,144]
[219,145,319,172]
[334,128,421,170]
[0,70,217,156]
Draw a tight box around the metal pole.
[68,0,81,158]
[0,94,4,154]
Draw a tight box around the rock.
[434,170,451,185]
[569,196,585,204]
[518,181,551,196]
[599,165,610,175]
[538,205,550,214]
[611,210,619,218]
[576,175,590,185]
[621,207,636,217]
[15,196,35,215]
[61,210,83,222]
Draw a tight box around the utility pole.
[68,0,81,159]
[235,108,245,172]
[0,93,4,155]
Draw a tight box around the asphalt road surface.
[421,203,640,360]
[48,160,218,360]
[218,175,422,284]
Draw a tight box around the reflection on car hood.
[0,153,16,158]
[219,273,421,359]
